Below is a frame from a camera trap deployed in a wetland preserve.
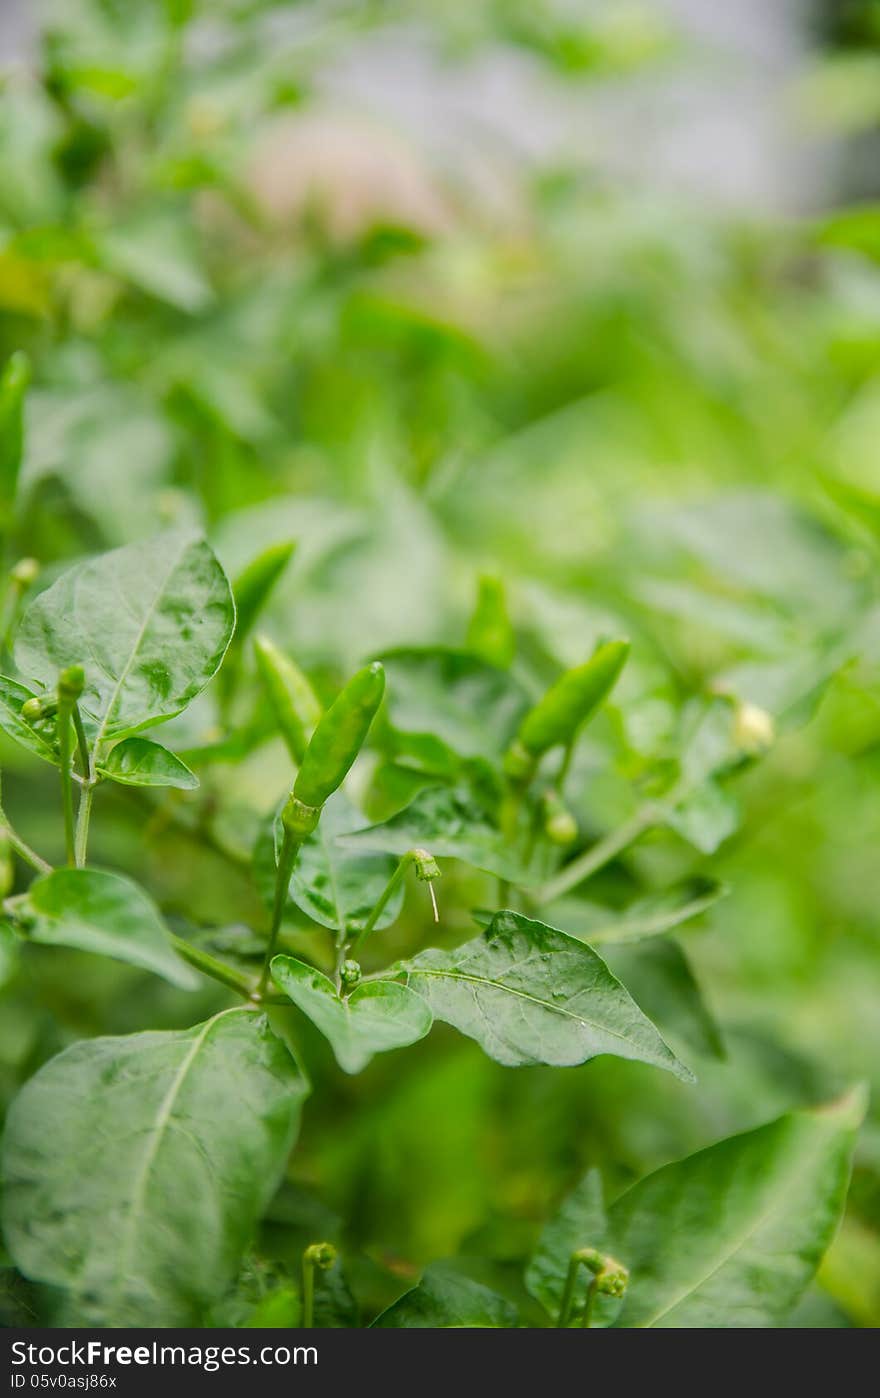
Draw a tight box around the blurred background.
[2,0,880,1327]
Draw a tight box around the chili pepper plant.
[0,0,877,1334]
[0,500,866,1326]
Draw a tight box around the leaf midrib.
[624,1130,828,1327]
[410,964,640,1051]
[93,535,189,748]
[112,1007,248,1312]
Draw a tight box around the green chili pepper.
[232,541,295,648]
[466,574,515,668]
[0,352,30,523]
[291,661,385,813]
[254,633,322,764]
[506,639,629,779]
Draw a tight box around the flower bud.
[733,701,774,756]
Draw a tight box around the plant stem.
[257,827,301,995]
[57,711,76,866]
[170,935,257,999]
[301,1254,316,1329]
[74,783,95,869]
[72,704,91,780]
[557,1254,580,1328]
[538,807,655,904]
[0,814,51,875]
[581,1278,598,1328]
[350,850,416,954]
[556,738,575,790]
[72,707,97,870]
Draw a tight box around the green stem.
[538,807,655,904]
[72,707,97,870]
[557,1254,580,1328]
[556,739,575,790]
[0,814,51,875]
[350,850,417,954]
[72,704,91,780]
[170,935,257,1000]
[57,710,76,867]
[257,827,301,995]
[74,783,95,869]
[581,1277,598,1328]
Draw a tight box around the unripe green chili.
[293,661,385,810]
[257,662,385,995]
[253,633,322,764]
[0,351,30,522]
[466,574,515,668]
[232,541,295,648]
[506,639,629,779]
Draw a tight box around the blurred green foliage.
[2,0,880,1328]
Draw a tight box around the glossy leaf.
[15,530,234,744]
[252,793,404,935]
[271,955,433,1074]
[342,785,535,884]
[525,1169,607,1320]
[402,911,692,1078]
[98,736,199,790]
[608,1088,866,1327]
[0,674,58,766]
[373,1266,518,1328]
[1,1009,308,1326]
[19,868,199,988]
[285,792,403,936]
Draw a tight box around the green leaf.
[402,911,693,1079]
[15,530,234,744]
[99,210,213,313]
[97,736,199,790]
[19,868,199,988]
[602,939,725,1062]
[271,956,433,1074]
[608,1087,867,1327]
[286,792,403,936]
[1,1008,308,1326]
[253,793,404,936]
[231,540,295,647]
[342,785,535,884]
[373,1265,518,1328]
[380,647,529,761]
[0,674,58,766]
[525,1169,607,1320]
